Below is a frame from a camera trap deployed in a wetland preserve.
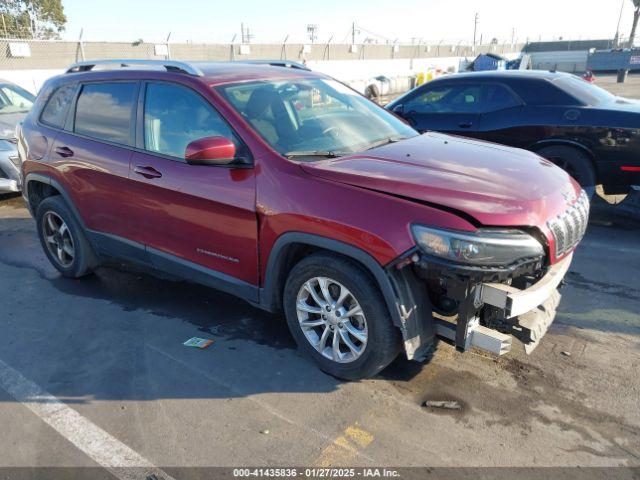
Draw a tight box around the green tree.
[630,0,640,47]
[0,0,67,39]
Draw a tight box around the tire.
[283,252,400,380]
[536,145,596,198]
[36,195,97,278]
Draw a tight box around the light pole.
[473,13,479,46]
[614,0,624,46]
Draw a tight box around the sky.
[60,0,636,45]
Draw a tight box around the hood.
[301,132,581,227]
[0,112,27,140]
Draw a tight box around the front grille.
[547,190,590,257]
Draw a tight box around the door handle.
[458,122,473,128]
[133,165,162,179]
[54,146,74,158]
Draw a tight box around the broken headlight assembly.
[411,225,544,267]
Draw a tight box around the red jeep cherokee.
[18,59,588,380]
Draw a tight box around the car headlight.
[411,225,544,267]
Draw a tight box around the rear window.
[74,82,136,145]
[40,84,76,128]
[552,76,616,105]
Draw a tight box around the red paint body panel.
[20,64,582,296]
[128,150,258,284]
[185,136,236,163]
[49,130,136,240]
[300,132,582,229]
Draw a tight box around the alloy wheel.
[42,211,75,268]
[295,277,368,363]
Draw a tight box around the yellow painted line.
[313,424,374,467]
[344,425,374,448]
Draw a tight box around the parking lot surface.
[0,193,638,471]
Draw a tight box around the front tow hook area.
[436,253,572,356]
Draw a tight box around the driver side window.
[144,82,238,159]
[405,84,482,114]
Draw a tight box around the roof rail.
[65,59,204,76]
[239,60,311,71]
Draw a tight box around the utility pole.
[352,21,355,44]
[614,0,624,46]
[473,13,479,46]
[306,24,318,43]
[630,1,640,48]
[240,23,253,43]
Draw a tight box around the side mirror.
[185,136,236,165]
[392,104,404,114]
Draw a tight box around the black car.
[386,70,640,194]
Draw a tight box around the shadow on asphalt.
[0,194,638,404]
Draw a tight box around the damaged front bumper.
[389,250,573,360]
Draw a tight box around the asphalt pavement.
[0,192,638,474]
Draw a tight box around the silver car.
[0,80,35,193]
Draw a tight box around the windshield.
[0,83,35,114]
[553,76,616,105]
[217,78,417,158]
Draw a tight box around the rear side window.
[143,82,239,159]
[74,82,136,145]
[509,79,577,106]
[40,84,76,128]
[481,84,520,112]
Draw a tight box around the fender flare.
[260,232,435,360]
[260,232,401,321]
[23,173,87,229]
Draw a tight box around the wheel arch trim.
[260,232,403,326]
[23,173,87,229]
[260,232,436,360]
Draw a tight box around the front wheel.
[283,253,400,380]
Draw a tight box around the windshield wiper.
[362,135,406,151]
[284,150,347,159]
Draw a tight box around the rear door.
[397,83,482,135]
[22,83,77,173]
[127,81,258,287]
[49,81,140,243]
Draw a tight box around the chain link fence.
[0,36,525,71]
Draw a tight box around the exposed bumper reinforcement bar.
[479,253,572,319]
[435,254,572,356]
[436,321,512,356]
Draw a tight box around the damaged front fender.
[386,251,436,361]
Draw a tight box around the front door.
[127,81,258,289]
[397,83,482,135]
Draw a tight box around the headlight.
[411,225,544,267]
